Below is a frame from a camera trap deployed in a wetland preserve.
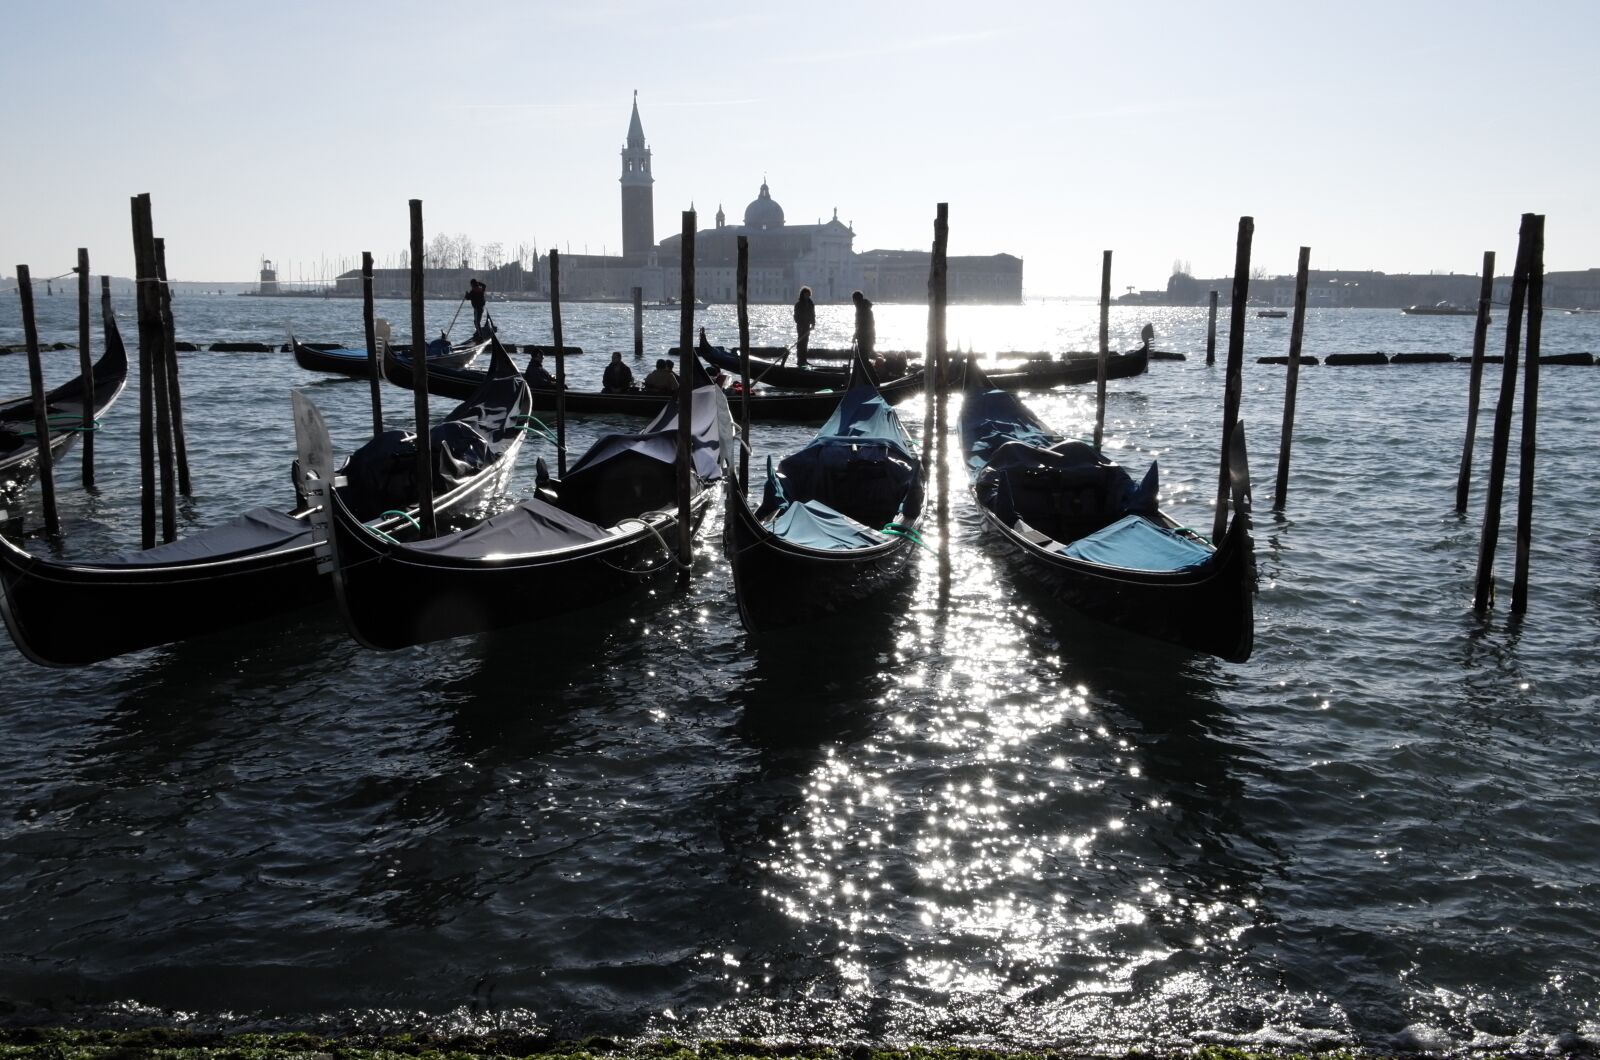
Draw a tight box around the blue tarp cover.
[769,497,887,551]
[1058,514,1213,572]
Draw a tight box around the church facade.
[539,98,1022,305]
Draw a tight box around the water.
[2,294,1598,1055]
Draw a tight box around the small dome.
[743,182,785,229]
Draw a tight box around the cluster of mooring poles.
[9,194,196,544]
[1466,213,1545,614]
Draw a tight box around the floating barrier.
[1257,355,1319,365]
[1390,353,1456,364]
[1324,352,1390,365]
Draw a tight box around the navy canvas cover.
[976,439,1159,544]
[338,372,525,520]
[105,507,311,567]
[960,384,1057,472]
[756,380,923,546]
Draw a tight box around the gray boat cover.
[977,439,1160,546]
[399,497,615,559]
[565,383,728,486]
[90,368,525,570]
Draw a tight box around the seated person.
[526,351,559,389]
[643,358,679,394]
[602,350,635,392]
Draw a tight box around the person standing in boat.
[851,290,875,362]
[465,278,488,333]
[603,350,635,393]
[793,286,816,366]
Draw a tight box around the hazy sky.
[4,0,1596,296]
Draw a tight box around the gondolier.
[793,286,816,366]
[466,278,488,332]
[851,290,875,361]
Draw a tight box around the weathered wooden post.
[736,236,752,494]
[75,248,96,487]
[1454,251,1496,514]
[1474,214,1535,612]
[154,238,191,500]
[1272,246,1312,510]
[362,251,384,438]
[15,265,61,536]
[675,210,696,572]
[1206,290,1219,366]
[130,195,161,548]
[408,199,437,538]
[632,285,644,360]
[1212,217,1252,544]
[147,239,178,540]
[1511,214,1545,613]
[1095,249,1111,450]
[550,249,568,476]
[931,204,950,549]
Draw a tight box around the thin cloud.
[777,28,1009,65]
[442,98,761,112]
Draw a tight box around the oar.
[442,293,466,338]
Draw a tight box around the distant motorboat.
[643,298,709,311]
[1256,309,1288,318]
[1403,301,1477,316]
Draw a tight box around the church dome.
[743,182,785,229]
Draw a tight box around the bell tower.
[620,91,655,257]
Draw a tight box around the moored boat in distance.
[1403,301,1477,316]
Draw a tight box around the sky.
[3,0,1597,297]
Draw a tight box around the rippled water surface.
[2,295,1598,1055]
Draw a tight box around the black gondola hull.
[723,477,917,633]
[294,335,486,377]
[975,505,1254,662]
[0,457,522,667]
[328,489,710,651]
[698,345,1149,392]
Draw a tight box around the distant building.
[545,98,1022,305]
[1120,267,1600,310]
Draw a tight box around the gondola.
[957,361,1254,662]
[291,328,488,378]
[293,379,730,651]
[383,339,928,422]
[696,343,1149,392]
[0,288,130,493]
[723,358,925,633]
[0,334,533,667]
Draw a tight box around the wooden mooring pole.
[1095,249,1111,450]
[408,199,437,538]
[1511,214,1545,613]
[1206,290,1219,366]
[15,265,61,537]
[1213,217,1252,544]
[632,285,644,360]
[130,194,161,549]
[1454,251,1496,514]
[736,236,752,494]
[362,251,384,438]
[551,249,568,477]
[1473,214,1535,612]
[1272,246,1311,511]
[154,238,191,500]
[149,238,179,540]
[930,204,950,555]
[675,210,696,572]
[75,248,96,488]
